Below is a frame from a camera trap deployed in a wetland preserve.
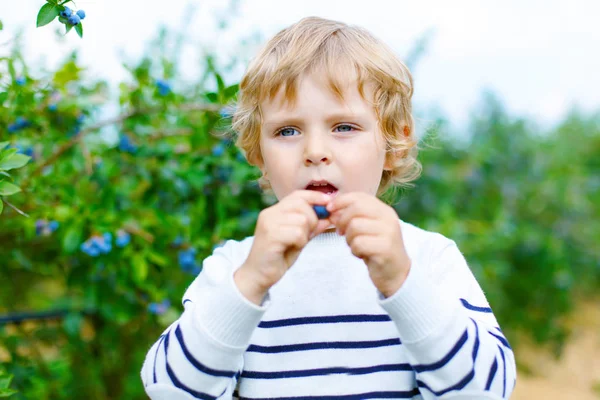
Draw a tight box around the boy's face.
[256,72,393,223]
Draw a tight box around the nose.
[303,134,331,166]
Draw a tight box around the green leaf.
[0,181,21,196]
[0,154,30,171]
[147,251,168,267]
[0,92,7,105]
[0,20,3,31]
[62,226,82,253]
[75,23,83,38]
[0,142,9,151]
[132,253,149,283]
[36,3,59,28]
[65,24,73,34]
[0,172,11,179]
[0,200,3,215]
[0,388,17,397]
[0,373,13,389]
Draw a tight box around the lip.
[304,180,338,190]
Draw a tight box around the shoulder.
[398,218,457,260]
[210,235,256,271]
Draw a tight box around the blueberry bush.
[37,0,86,38]
[1,7,599,399]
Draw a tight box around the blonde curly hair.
[231,16,422,199]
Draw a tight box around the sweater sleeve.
[140,240,270,400]
[377,239,517,400]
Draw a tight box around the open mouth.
[305,181,338,195]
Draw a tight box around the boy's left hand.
[327,192,411,298]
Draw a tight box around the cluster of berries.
[178,248,200,275]
[80,230,131,257]
[59,6,85,26]
[7,117,31,133]
[35,220,59,236]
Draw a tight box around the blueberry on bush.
[178,248,200,274]
[148,299,170,315]
[76,10,86,20]
[34,220,60,236]
[59,6,72,18]
[212,143,225,157]
[116,230,131,248]
[67,14,81,26]
[15,77,26,86]
[7,117,31,133]
[80,233,112,257]
[155,79,171,96]
[118,134,137,153]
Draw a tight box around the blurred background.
[0,0,598,398]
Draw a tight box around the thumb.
[311,219,334,238]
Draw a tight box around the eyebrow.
[263,112,370,127]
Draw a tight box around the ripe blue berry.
[148,299,170,315]
[313,205,330,219]
[60,7,72,18]
[68,14,81,26]
[48,221,59,232]
[116,230,131,247]
[76,10,86,20]
[212,143,225,157]
[15,77,26,86]
[156,79,171,96]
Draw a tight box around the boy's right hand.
[234,190,332,305]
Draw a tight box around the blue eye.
[334,124,355,133]
[276,127,299,137]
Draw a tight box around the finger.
[311,219,334,238]
[344,217,380,244]
[281,198,320,234]
[288,189,332,206]
[348,235,386,262]
[277,224,311,250]
[279,211,315,241]
[326,191,367,213]
[333,202,372,235]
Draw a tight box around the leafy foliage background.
[0,5,598,399]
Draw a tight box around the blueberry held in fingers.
[313,205,330,219]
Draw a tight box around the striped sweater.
[141,219,516,399]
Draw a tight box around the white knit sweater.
[141,219,516,399]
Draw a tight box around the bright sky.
[1,0,599,132]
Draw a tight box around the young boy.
[141,17,516,399]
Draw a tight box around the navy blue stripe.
[460,298,492,313]
[258,314,392,328]
[183,299,192,306]
[471,319,480,362]
[416,319,479,396]
[163,329,219,400]
[247,338,401,354]
[485,357,498,390]
[412,328,468,372]
[153,334,166,384]
[239,388,421,400]
[241,363,413,379]
[499,345,506,397]
[417,368,475,396]
[175,324,237,378]
[489,331,512,349]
